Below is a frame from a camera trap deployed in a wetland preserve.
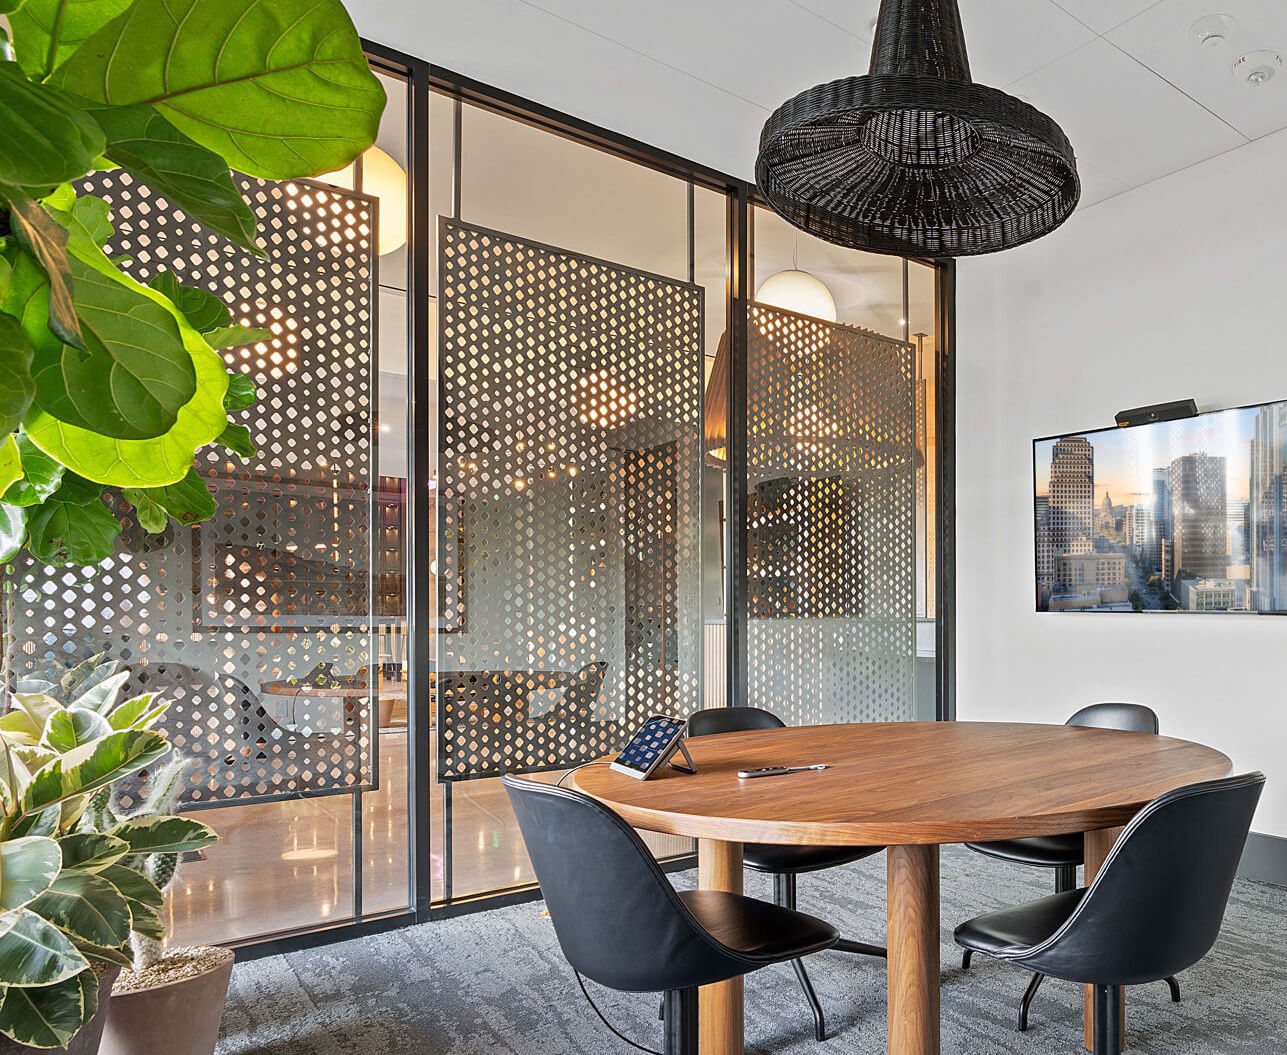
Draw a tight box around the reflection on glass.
[752,204,905,338]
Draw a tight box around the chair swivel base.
[774,874,886,1042]
[961,950,1182,1032]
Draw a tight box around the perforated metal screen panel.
[1,171,379,809]
[745,304,915,726]
[437,220,703,780]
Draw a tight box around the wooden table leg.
[887,844,940,1055]
[1083,827,1125,1052]
[698,839,744,1055]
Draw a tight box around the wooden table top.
[260,678,407,699]
[569,721,1233,846]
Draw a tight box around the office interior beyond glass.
[0,62,948,948]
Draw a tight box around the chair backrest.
[1016,772,1264,985]
[687,705,785,738]
[502,775,753,993]
[1066,702,1158,734]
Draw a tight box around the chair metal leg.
[1164,975,1181,1002]
[833,936,887,958]
[663,987,699,1055]
[961,949,973,970]
[1005,864,1075,1032]
[1092,984,1123,1055]
[774,872,797,910]
[792,957,827,1042]
[774,874,828,1042]
[1018,972,1046,1032]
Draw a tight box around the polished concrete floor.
[168,727,688,947]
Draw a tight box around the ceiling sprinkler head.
[1190,14,1238,49]
[1233,50,1283,87]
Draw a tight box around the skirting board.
[1239,832,1287,887]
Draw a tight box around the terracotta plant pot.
[100,948,234,1055]
[0,968,120,1055]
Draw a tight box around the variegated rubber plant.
[0,657,216,1048]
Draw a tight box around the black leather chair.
[502,775,839,1055]
[962,702,1178,1031]
[686,706,885,1041]
[955,772,1264,1055]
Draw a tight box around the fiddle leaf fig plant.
[0,658,217,1048]
[0,0,386,567]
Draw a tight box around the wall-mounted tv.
[1033,400,1287,614]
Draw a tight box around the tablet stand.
[666,737,697,774]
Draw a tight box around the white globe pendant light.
[755,269,837,323]
[319,145,407,256]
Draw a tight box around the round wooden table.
[569,721,1232,1055]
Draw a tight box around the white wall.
[957,128,1287,838]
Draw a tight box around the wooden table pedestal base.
[1084,827,1126,1052]
[698,840,744,1055]
[887,844,941,1055]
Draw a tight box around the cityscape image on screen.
[1033,400,1287,613]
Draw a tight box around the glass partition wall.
[0,52,951,949]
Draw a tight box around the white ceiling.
[351,0,1287,210]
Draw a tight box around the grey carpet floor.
[217,846,1286,1054]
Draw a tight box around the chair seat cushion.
[679,889,838,963]
[954,888,1085,958]
[966,833,1084,868]
[742,843,883,875]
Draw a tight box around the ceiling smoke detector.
[1233,50,1283,87]
[1190,14,1238,49]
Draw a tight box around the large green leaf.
[97,864,162,939]
[57,655,117,702]
[69,938,131,968]
[0,968,94,1049]
[31,255,197,440]
[104,692,166,731]
[0,436,21,497]
[3,192,83,349]
[55,833,129,873]
[111,814,216,855]
[7,694,63,738]
[27,870,131,948]
[0,249,62,370]
[22,286,229,488]
[0,907,88,986]
[42,707,111,752]
[0,838,63,912]
[205,326,270,352]
[120,486,166,532]
[147,270,229,333]
[16,728,169,825]
[66,669,128,715]
[1,434,64,507]
[51,0,385,179]
[222,372,256,410]
[0,707,42,744]
[216,423,254,459]
[84,101,260,253]
[9,0,133,80]
[0,503,27,562]
[0,61,104,191]
[0,317,35,435]
[145,466,214,525]
[24,475,120,566]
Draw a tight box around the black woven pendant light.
[756,0,1080,257]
